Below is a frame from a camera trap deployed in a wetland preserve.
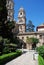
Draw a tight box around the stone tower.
[17,7,26,33]
[6,0,14,21]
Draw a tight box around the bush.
[0,50,22,65]
[8,43,17,52]
[3,38,17,53]
[36,46,44,59]
[16,50,22,55]
[3,47,10,54]
[4,38,10,44]
[38,55,44,65]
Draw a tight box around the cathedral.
[6,0,44,49]
[17,7,44,49]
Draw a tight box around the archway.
[32,43,36,50]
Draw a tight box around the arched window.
[22,37,24,40]
[39,35,42,39]
[43,43,44,45]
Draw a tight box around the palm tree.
[26,37,32,49]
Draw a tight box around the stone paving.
[5,50,38,65]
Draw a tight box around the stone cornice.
[17,32,44,36]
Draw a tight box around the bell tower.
[17,7,26,33]
[6,0,14,21]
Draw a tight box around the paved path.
[5,50,38,65]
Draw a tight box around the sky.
[14,0,44,31]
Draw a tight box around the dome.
[36,23,44,31]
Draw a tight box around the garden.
[0,36,22,65]
[0,0,22,64]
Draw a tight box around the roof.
[19,7,24,11]
[17,32,44,36]
[19,7,25,12]
[39,23,44,26]
[36,23,44,30]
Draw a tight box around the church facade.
[17,7,44,49]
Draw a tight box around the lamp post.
[22,44,24,53]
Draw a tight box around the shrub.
[8,43,17,52]
[16,50,22,55]
[3,47,10,54]
[4,38,10,44]
[38,55,44,65]
[36,46,44,59]
[0,50,22,64]
[3,38,17,53]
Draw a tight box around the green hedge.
[0,50,22,65]
[36,46,44,58]
[38,55,44,65]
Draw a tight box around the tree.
[0,36,4,55]
[26,20,35,32]
[0,0,7,22]
[26,37,39,49]
[36,46,44,59]
[31,37,39,44]
[0,0,16,54]
[0,0,20,54]
[3,38,17,53]
[0,0,7,54]
[26,37,32,44]
[31,37,39,49]
[3,20,15,39]
[0,0,15,39]
[26,36,33,49]
[0,0,7,36]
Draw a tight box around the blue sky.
[14,0,44,31]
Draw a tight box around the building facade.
[17,32,44,49]
[6,0,14,21]
[17,7,44,49]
